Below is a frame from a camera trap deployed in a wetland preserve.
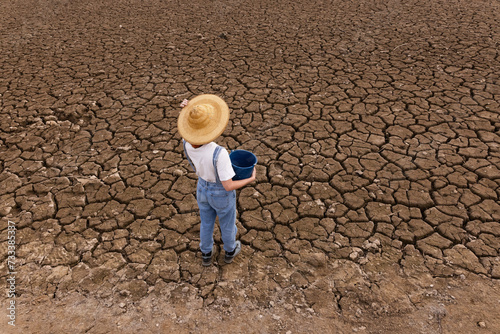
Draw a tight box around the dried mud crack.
[1,0,500,333]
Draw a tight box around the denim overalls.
[183,140,237,254]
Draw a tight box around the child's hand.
[180,99,189,108]
[250,168,257,181]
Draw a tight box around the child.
[178,95,256,266]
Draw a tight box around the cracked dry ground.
[1,0,500,333]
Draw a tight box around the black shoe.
[202,246,215,267]
[224,241,241,264]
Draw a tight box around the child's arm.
[221,168,256,191]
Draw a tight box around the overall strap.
[182,140,196,172]
[212,145,223,183]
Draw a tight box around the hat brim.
[177,94,230,145]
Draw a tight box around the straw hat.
[177,94,230,145]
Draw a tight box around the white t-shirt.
[184,142,236,182]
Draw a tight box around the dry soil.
[1,0,500,333]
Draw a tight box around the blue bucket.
[229,150,257,180]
